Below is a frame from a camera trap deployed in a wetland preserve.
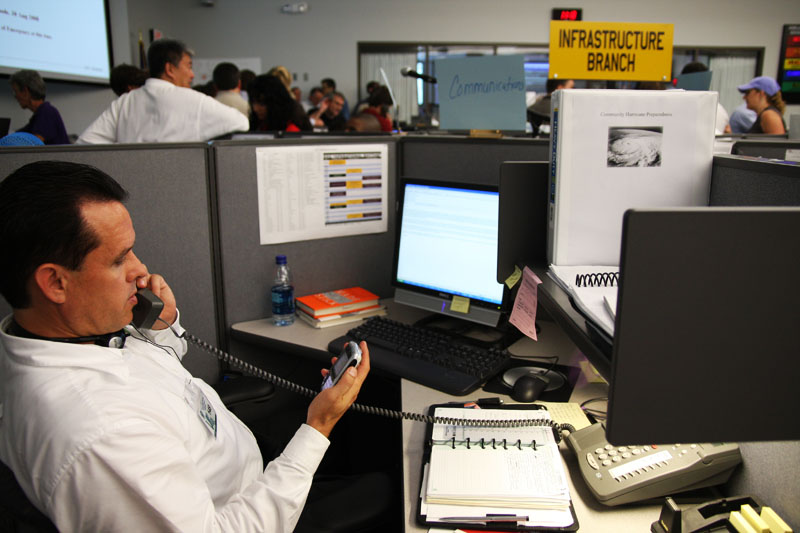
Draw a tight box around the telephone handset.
[131,288,164,329]
[566,422,741,506]
[130,290,574,435]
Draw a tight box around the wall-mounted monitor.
[0,0,112,84]
[392,179,505,327]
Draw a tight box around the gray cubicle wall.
[707,154,800,527]
[0,144,221,383]
[211,138,398,342]
[399,136,549,184]
[710,154,800,205]
[730,139,800,160]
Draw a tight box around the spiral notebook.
[418,404,578,531]
[548,265,619,338]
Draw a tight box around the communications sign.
[549,21,673,81]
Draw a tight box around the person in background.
[248,74,312,132]
[679,62,729,134]
[77,39,248,143]
[309,91,347,131]
[321,77,350,119]
[354,80,379,114]
[192,81,217,97]
[213,62,250,117]
[239,69,256,102]
[304,86,325,113]
[9,70,70,145]
[737,76,786,135]
[727,103,758,133]
[109,64,149,97]
[362,85,394,132]
[527,78,574,136]
[0,131,45,147]
[268,65,294,95]
[345,112,382,133]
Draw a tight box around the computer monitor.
[606,207,800,444]
[392,179,505,327]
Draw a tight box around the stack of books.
[295,287,386,328]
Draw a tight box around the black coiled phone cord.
[183,332,575,443]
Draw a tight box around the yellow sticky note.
[760,507,792,533]
[580,360,607,384]
[450,296,470,314]
[505,266,522,289]
[730,511,757,533]
[740,504,769,533]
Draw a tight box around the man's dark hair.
[110,64,149,96]
[148,39,191,78]
[368,85,393,108]
[366,81,379,93]
[213,62,240,91]
[0,161,128,309]
[309,86,324,98]
[545,78,571,94]
[321,78,336,90]
[681,61,708,75]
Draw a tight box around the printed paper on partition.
[255,144,389,245]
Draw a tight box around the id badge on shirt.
[184,379,217,438]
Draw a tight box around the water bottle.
[271,254,295,326]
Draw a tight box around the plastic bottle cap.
[275,254,287,264]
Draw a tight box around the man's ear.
[161,62,176,83]
[33,264,69,304]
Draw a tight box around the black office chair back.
[0,460,57,532]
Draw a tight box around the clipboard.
[417,402,579,532]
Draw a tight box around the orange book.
[295,287,380,318]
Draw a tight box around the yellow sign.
[549,21,674,81]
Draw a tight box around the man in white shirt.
[0,161,382,531]
[78,40,249,143]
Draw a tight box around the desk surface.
[232,300,661,532]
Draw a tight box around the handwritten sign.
[436,55,526,131]
[549,21,673,81]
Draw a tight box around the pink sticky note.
[508,266,542,341]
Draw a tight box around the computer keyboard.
[327,317,510,396]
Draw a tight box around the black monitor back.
[497,161,549,282]
[607,208,800,444]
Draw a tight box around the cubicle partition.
[730,139,800,160]
[210,138,399,344]
[399,136,549,183]
[0,144,221,382]
[710,154,800,205]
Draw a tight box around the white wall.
[2,0,798,136]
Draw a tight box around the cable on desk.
[184,332,575,442]
[580,396,608,422]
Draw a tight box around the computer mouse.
[511,374,548,403]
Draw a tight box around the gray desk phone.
[566,423,741,506]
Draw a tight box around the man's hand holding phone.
[307,341,370,438]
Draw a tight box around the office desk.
[232,300,661,532]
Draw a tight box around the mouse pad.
[482,358,580,402]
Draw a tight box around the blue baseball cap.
[737,76,780,96]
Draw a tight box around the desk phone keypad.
[566,422,742,506]
[586,443,696,481]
